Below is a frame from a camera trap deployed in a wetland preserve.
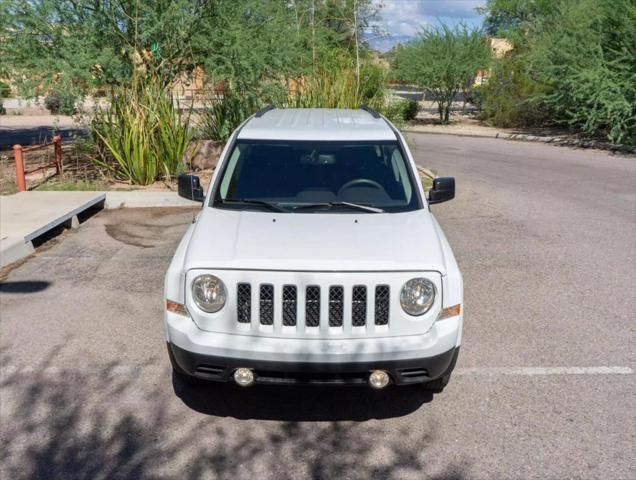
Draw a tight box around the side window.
[219,145,243,198]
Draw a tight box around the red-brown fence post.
[13,144,26,192]
[53,135,62,175]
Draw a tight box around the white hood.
[183,207,447,273]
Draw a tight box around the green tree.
[526,0,636,144]
[478,0,562,38]
[481,0,636,144]
[1,0,215,95]
[392,24,491,123]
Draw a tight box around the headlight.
[400,278,435,316]
[192,275,226,313]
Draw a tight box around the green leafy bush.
[0,82,10,98]
[92,74,193,185]
[481,56,548,127]
[44,90,78,115]
[527,0,636,144]
[380,98,418,125]
[481,0,635,144]
[198,54,387,142]
[197,89,264,143]
[403,99,419,120]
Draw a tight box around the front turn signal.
[438,304,461,320]
[166,299,189,317]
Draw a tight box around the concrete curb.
[0,191,105,268]
[1,191,197,270]
[405,128,636,154]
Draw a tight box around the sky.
[365,0,486,51]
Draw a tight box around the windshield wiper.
[293,201,385,213]
[215,198,289,212]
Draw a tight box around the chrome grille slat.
[259,284,274,325]
[329,286,344,327]
[282,285,297,326]
[236,283,251,323]
[374,285,390,326]
[352,286,367,327]
[305,286,321,327]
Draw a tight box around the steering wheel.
[337,178,384,196]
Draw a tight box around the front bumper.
[165,311,462,385]
[169,342,459,386]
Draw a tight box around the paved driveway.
[1,135,634,479]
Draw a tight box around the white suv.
[164,106,462,393]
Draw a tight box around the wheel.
[167,344,199,385]
[422,374,451,394]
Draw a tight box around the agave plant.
[92,73,193,185]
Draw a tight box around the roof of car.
[237,108,397,141]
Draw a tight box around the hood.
[183,207,447,273]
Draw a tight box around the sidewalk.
[405,121,636,154]
[0,191,105,267]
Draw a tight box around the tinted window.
[213,140,421,213]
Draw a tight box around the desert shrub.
[0,82,10,98]
[198,55,387,142]
[402,99,419,120]
[481,0,635,144]
[290,55,385,110]
[526,0,636,144]
[44,90,78,115]
[380,98,418,125]
[481,55,548,127]
[91,74,193,184]
[197,89,264,143]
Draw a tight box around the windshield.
[212,140,421,213]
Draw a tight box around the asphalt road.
[1,134,634,479]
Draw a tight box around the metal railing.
[12,135,63,192]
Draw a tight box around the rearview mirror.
[428,177,455,205]
[178,174,205,202]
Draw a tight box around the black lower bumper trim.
[168,343,460,386]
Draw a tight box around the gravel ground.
[0,134,634,479]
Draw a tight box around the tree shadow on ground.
[0,345,470,479]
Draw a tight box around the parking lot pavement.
[1,136,635,479]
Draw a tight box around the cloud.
[367,0,486,51]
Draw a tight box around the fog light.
[233,368,255,387]
[369,370,390,389]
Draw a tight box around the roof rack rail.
[255,105,276,118]
[361,104,381,118]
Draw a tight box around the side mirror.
[178,174,205,202]
[428,177,455,205]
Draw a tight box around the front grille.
[305,286,321,327]
[259,284,274,325]
[352,286,367,326]
[237,283,251,323]
[329,286,344,327]
[235,283,390,330]
[375,285,390,325]
[282,285,297,326]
